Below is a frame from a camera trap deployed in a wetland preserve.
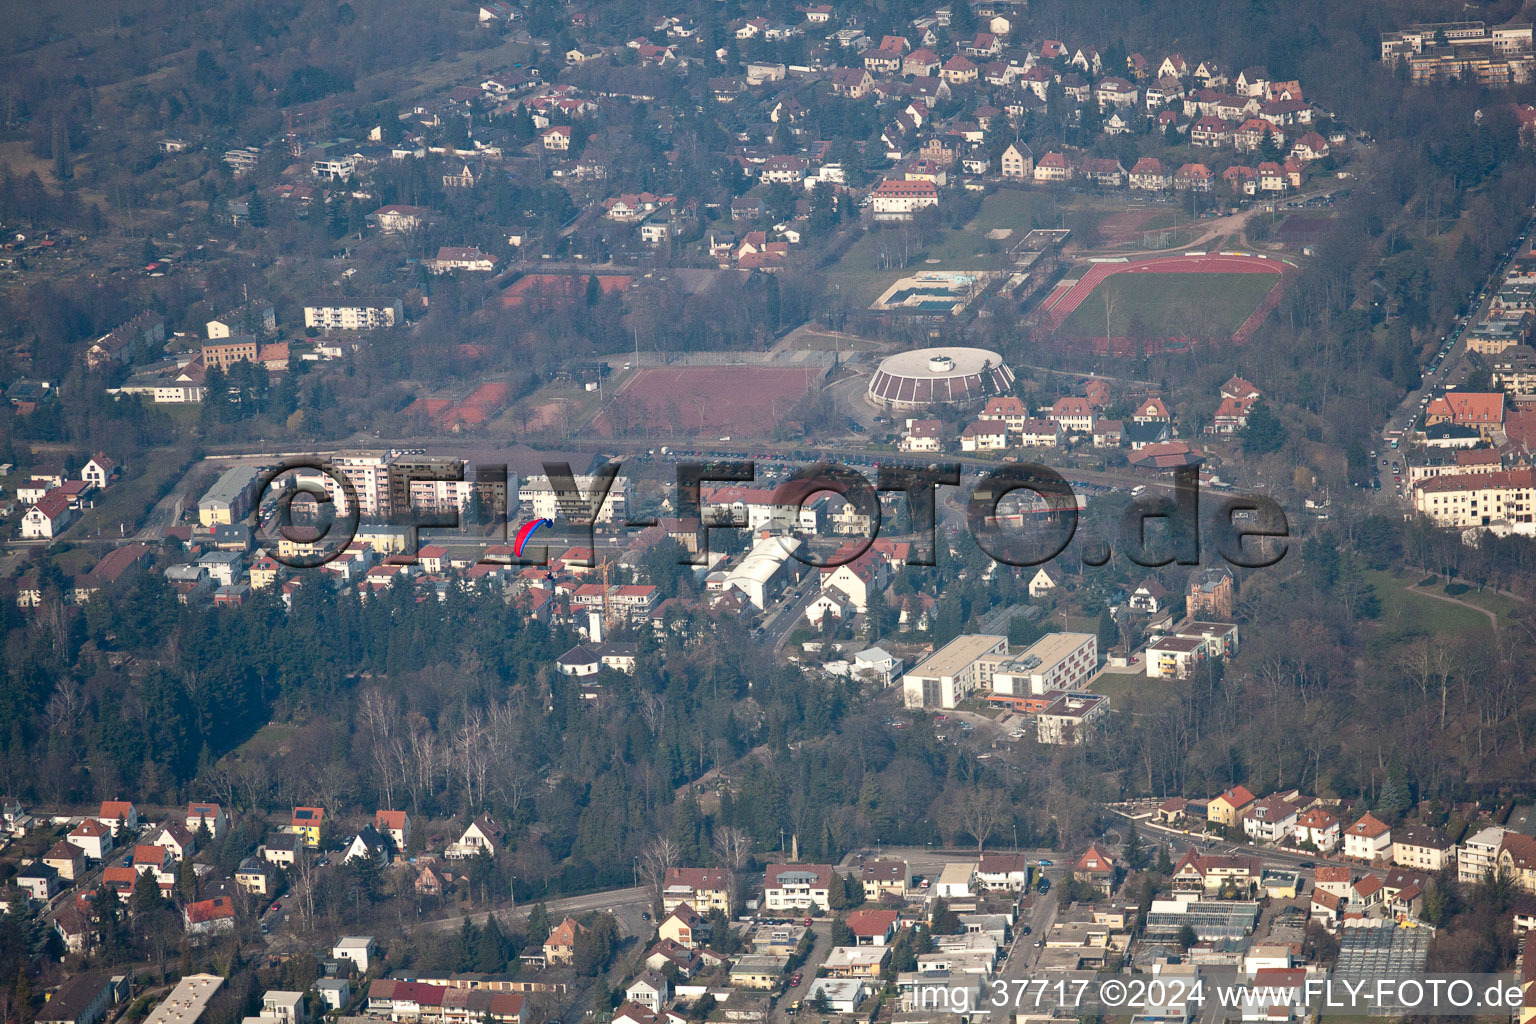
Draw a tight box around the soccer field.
[1056,271,1280,339]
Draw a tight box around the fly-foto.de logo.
[249,457,1289,570]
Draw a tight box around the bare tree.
[639,837,680,905]
[712,826,752,874]
[954,787,1008,854]
[292,845,319,933]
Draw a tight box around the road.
[1107,802,1395,879]
[1378,210,1536,500]
[414,884,652,933]
[764,572,823,652]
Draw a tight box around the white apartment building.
[763,864,833,911]
[903,634,1008,709]
[324,451,392,518]
[1458,826,1506,884]
[989,632,1098,697]
[869,179,940,219]
[520,474,631,524]
[311,156,357,181]
[1392,826,1453,872]
[1414,469,1536,530]
[1036,691,1110,745]
[303,299,405,332]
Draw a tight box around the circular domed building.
[866,347,1015,411]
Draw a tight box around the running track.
[1038,253,1290,342]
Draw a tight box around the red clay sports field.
[592,364,827,437]
[1035,251,1293,355]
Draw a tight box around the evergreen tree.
[929,897,959,934]
[96,886,127,962]
[525,902,552,944]
[1096,608,1118,654]
[477,916,508,972]
[1123,823,1149,871]
[131,868,163,918]
[1241,404,1287,455]
[1154,844,1174,875]
[248,191,268,228]
[15,969,33,1024]
[457,917,482,971]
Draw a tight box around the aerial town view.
[7,0,1536,1022]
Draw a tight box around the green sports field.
[1056,271,1279,338]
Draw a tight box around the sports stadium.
[866,347,1016,411]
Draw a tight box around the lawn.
[1056,271,1277,339]
[1091,671,1182,710]
[1427,580,1519,620]
[70,442,196,540]
[1367,570,1493,637]
[826,190,1064,306]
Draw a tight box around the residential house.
[975,852,1032,890]
[1000,142,1033,180]
[67,819,112,860]
[345,826,392,867]
[1207,786,1257,828]
[1048,396,1095,432]
[1171,851,1262,895]
[544,918,587,966]
[446,816,503,859]
[961,420,1008,451]
[1188,567,1235,618]
[657,904,708,948]
[185,802,228,838]
[81,455,118,491]
[1129,157,1171,190]
[289,806,324,847]
[625,972,670,1012]
[97,801,140,836]
[1343,813,1392,863]
[21,492,76,540]
[1028,565,1062,598]
[662,867,733,914]
[845,908,900,946]
[763,863,834,911]
[1073,843,1116,896]
[262,833,299,866]
[1174,163,1214,191]
[183,896,237,938]
[1033,151,1072,183]
[860,859,911,901]
[333,936,378,973]
[1392,826,1452,872]
[1240,795,1299,844]
[1295,808,1341,852]
[375,810,409,850]
[1128,578,1167,613]
[900,419,945,453]
[236,857,272,896]
[43,840,86,881]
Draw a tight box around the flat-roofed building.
[1145,634,1210,679]
[303,298,404,331]
[144,975,224,1024]
[902,634,1008,709]
[198,466,260,527]
[988,632,1097,709]
[1036,690,1111,744]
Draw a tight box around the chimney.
[588,610,603,644]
